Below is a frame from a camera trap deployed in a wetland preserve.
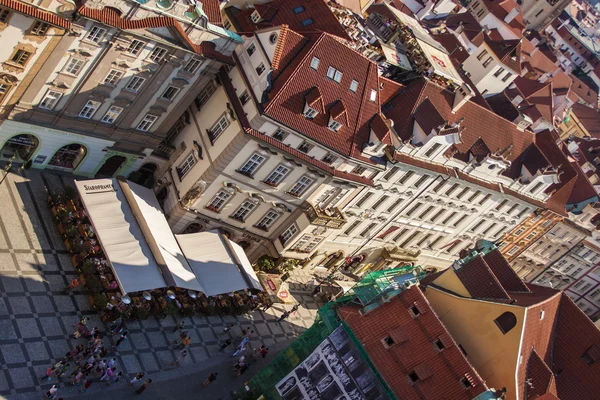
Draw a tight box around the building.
[422,241,600,400]
[0,0,238,178]
[520,0,571,30]
[558,102,600,138]
[466,0,525,40]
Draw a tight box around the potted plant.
[92,293,108,309]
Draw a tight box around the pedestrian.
[221,324,234,335]
[113,331,128,350]
[261,300,272,311]
[178,336,190,349]
[237,363,249,376]
[219,339,232,352]
[173,321,184,332]
[260,347,269,358]
[244,329,255,338]
[100,367,114,381]
[277,310,291,322]
[40,366,54,382]
[107,371,122,386]
[81,379,92,393]
[86,327,99,338]
[135,379,152,394]
[172,330,188,345]
[72,370,84,386]
[232,345,246,357]
[108,318,123,334]
[237,327,249,339]
[233,355,245,370]
[64,278,79,292]
[107,358,116,369]
[46,384,58,399]
[171,350,188,366]
[203,373,218,386]
[57,362,70,377]
[129,372,145,386]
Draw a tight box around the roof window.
[302,18,314,26]
[408,371,420,384]
[251,10,261,24]
[310,57,320,70]
[293,5,305,14]
[328,120,342,132]
[327,66,342,83]
[350,80,358,92]
[381,336,395,348]
[370,89,377,102]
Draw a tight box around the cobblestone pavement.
[0,169,320,400]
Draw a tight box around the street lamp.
[0,155,15,186]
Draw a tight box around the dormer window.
[251,10,261,24]
[350,80,358,92]
[370,89,377,102]
[304,107,318,119]
[310,57,320,70]
[328,120,342,132]
[327,66,342,83]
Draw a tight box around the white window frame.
[210,114,229,140]
[101,106,123,124]
[304,107,318,118]
[126,39,145,56]
[328,120,342,132]
[288,176,314,197]
[126,76,146,92]
[263,165,290,186]
[280,224,299,244]
[239,90,250,105]
[104,69,124,85]
[149,46,168,62]
[327,66,342,83]
[86,26,107,43]
[256,63,266,75]
[161,85,180,101]
[79,100,101,119]
[255,210,280,230]
[369,89,377,102]
[177,152,196,178]
[239,153,266,176]
[39,90,62,110]
[137,114,158,131]
[207,191,232,212]
[231,201,257,221]
[350,80,358,92]
[183,58,202,73]
[310,57,320,70]
[64,58,85,76]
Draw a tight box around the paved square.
[0,170,321,399]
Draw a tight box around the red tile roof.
[454,254,512,300]
[228,0,350,40]
[442,12,483,42]
[264,32,382,157]
[271,25,308,78]
[485,38,522,73]
[482,250,530,293]
[77,5,233,64]
[0,0,71,29]
[569,74,599,107]
[571,102,600,137]
[413,98,446,137]
[339,285,487,400]
[525,350,558,398]
[481,0,525,36]
[370,112,393,144]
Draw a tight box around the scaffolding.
[235,266,423,400]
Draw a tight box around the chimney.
[455,21,464,34]
[504,8,520,24]
[452,83,475,114]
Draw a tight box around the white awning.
[176,231,263,297]
[75,178,262,296]
[74,179,167,294]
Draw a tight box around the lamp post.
[0,156,15,186]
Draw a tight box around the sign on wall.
[276,326,388,400]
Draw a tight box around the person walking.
[237,363,249,376]
[113,331,128,350]
[107,371,122,386]
[80,379,92,393]
[64,278,79,292]
[221,324,234,335]
[108,318,123,334]
[72,369,84,386]
[232,345,246,358]
[203,373,218,387]
[171,350,188,366]
[107,358,116,369]
[135,379,152,394]
[46,384,58,399]
[259,347,269,358]
[178,336,191,349]
[276,310,291,322]
[40,366,54,382]
[219,339,232,352]
[129,372,145,386]
[237,327,249,339]
[100,367,114,382]
[57,362,70,378]
[173,321,184,332]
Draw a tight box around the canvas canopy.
[75,178,262,296]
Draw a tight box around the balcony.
[302,202,347,229]
[153,142,175,160]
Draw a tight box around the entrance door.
[95,155,126,177]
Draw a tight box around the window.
[495,199,509,211]
[101,106,123,124]
[310,57,320,70]
[0,8,10,23]
[10,49,32,66]
[39,90,62,110]
[137,114,158,131]
[418,206,435,220]
[30,21,50,36]
[256,210,280,230]
[280,224,299,244]
[239,153,266,176]
[293,5,305,14]
[413,174,429,188]
[254,62,266,76]
[483,57,493,68]
[209,114,229,140]
[0,80,12,105]
[246,43,256,56]
[328,120,342,132]
[456,187,470,200]
[535,8,544,18]
[507,246,520,255]
[477,49,488,61]
[263,165,289,186]
[460,376,473,389]
[350,80,358,92]
[126,39,145,55]
[387,198,403,212]
[288,176,313,196]
[239,90,250,105]
[393,229,409,242]
[177,153,196,178]
[434,338,445,351]
[125,76,146,92]
[297,141,313,153]
[79,100,100,119]
[540,310,545,320]
[416,233,432,247]
[493,67,505,78]
[207,191,231,212]
[383,166,399,181]
[502,72,513,82]
[479,193,492,205]
[398,170,414,184]
[161,86,180,101]
[445,240,462,253]
[302,237,322,252]
[322,153,337,164]
[272,128,287,141]
[231,201,256,221]
[405,202,423,217]
[196,82,216,109]
[344,220,361,235]
[301,18,314,26]
[529,182,543,194]
[359,223,377,237]
[104,69,124,85]
[327,66,343,83]
[86,26,107,43]
[352,165,367,174]
[424,143,441,158]
[184,58,202,73]
[355,192,373,208]
[149,46,168,62]
[468,190,482,203]
[442,211,458,225]
[304,107,318,118]
[372,195,389,210]
[494,312,517,334]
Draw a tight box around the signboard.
[276,326,388,400]
[33,155,47,164]
[258,273,292,303]
[7,136,36,146]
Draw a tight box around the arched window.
[1,134,38,161]
[494,312,517,334]
[48,143,87,170]
[181,223,202,234]
[0,74,17,106]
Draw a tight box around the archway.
[237,240,251,250]
[131,163,157,188]
[181,223,203,234]
[1,134,38,161]
[95,155,126,177]
[48,143,87,170]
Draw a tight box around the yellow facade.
[425,286,525,400]
[557,112,590,140]
[432,269,471,297]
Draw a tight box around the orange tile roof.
[339,285,487,400]
[0,0,71,29]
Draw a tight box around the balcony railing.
[302,202,347,229]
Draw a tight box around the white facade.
[462,43,519,97]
